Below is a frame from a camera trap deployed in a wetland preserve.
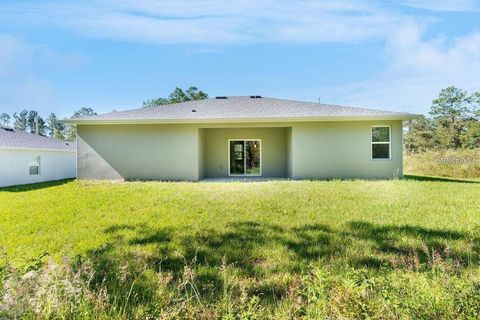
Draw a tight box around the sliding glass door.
[229,140,245,175]
[229,139,261,176]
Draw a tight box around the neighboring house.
[0,126,76,187]
[64,96,417,181]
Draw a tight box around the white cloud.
[398,0,480,12]
[0,1,476,47]
[0,1,479,116]
[320,28,480,114]
[386,22,480,75]
[0,0,412,45]
[0,34,86,115]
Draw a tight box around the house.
[64,96,417,181]
[0,126,76,187]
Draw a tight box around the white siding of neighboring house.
[0,148,76,187]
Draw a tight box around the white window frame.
[228,139,262,176]
[371,126,391,160]
[29,156,41,175]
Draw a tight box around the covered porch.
[199,127,292,179]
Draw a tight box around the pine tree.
[0,113,10,126]
[143,86,208,107]
[47,113,65,140]
[13,110,28,131]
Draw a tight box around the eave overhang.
[63,114,420,125]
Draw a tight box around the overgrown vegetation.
[1,179,480,318]
[405,148,480,179]
[404,86,480,179]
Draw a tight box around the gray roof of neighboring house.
[0,126,76,151]
[65,96,418,124]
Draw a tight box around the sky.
[0,0,479,119]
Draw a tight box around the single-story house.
[0,126,76,187]
[64,96,417,181]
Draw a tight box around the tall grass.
[2,252,480,319]
[405,148,480,179]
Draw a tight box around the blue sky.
[0,0,479,118]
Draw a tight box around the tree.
[143,97,169,107]
[27,110,46,136]
[36,117,46,136]
[0,113,10,126]
[46,113,65,140]
[462,119,480,149]
[143,86,208,107]
[429,86,472,149]
[404,116,435,154]
[72,107,97,118]
[13,110,28,131]
[185,86,208,101]
[27,110,39,133]
[471,91,480,119]
[404,86,480,153]
[65,107,97,141]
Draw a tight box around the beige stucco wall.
[77,124,200,181]
[290,120,403,179]
[286,127,292,178]
[76,120,403,181]
[198,128,206,180]
[203,127,288,178]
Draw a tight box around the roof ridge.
[254,97,409,114]
[64,96,418,123]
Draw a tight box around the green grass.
[1,177,480,318]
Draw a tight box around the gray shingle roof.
[0,127,75,151]
[66,96,417,123]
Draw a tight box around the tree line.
[0,107,97,141]
[3,85,477,153]
[405,86,480,154]
[142,86,208,107]
[0,87,207,141]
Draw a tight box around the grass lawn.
[1,177,480,319]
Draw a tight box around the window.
[29,156,41,175]
[228,139,261,176]
[371,126,391,159]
